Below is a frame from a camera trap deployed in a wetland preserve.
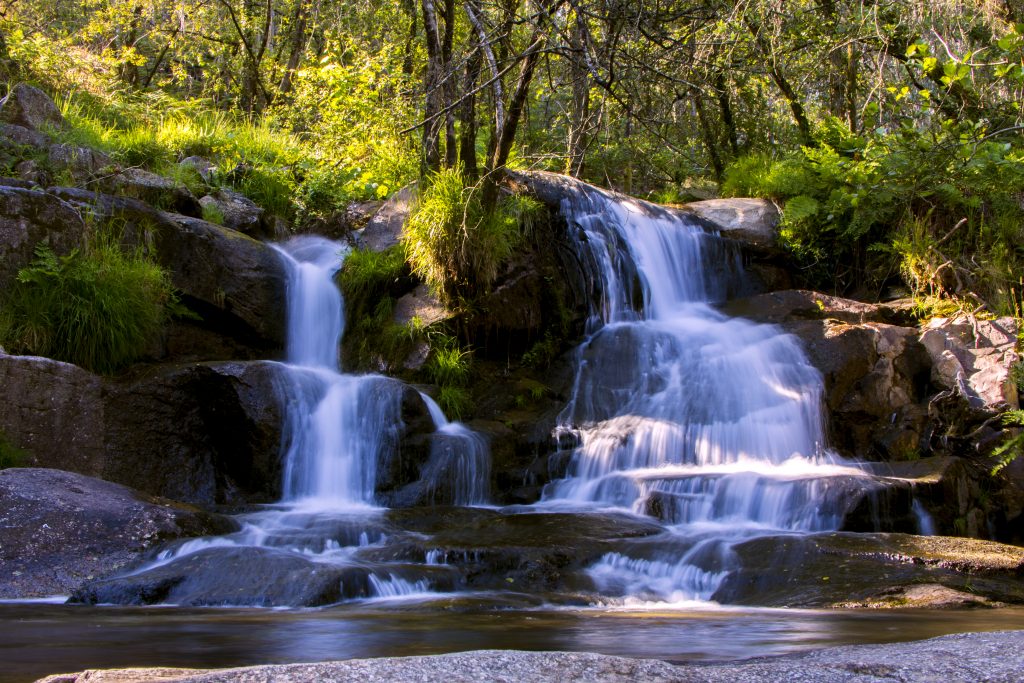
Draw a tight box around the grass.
[0,431,28,469]
[403,167,542,301]
[0,234,177,374]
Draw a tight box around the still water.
[2,601,1023,682]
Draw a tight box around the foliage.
[991,410,1024,474]
[0,239,177,374]
[424,334,473,420]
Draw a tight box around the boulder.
[33,634,1024,683]
[179,156,215,182]
[98,168,202,217]
[359,184,414,252]
[919,316,1019,411]
[198,188,263,235]
[0,468,235,599]
[0,353,106,477]
[0,122,49,150]
[47,143,111,182]
[679,197,780,250]
[715,531,1024,608]
[102,361,286,505]
[47,188,288,354]
[0,84,67,132]
[0,184,85,287]
[153,212,287,351]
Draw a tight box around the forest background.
[1,0,1024,314]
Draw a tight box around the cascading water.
[542,187,877,603]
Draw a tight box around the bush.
[0,240,177,374]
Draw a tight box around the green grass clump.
[0,431,29,469]
[0,239,176,374]
[426,340,471,387]
[437,385,471,421]
[403,168,541,301]
[201,202,225,225]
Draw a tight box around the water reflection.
[2,603,1023,682]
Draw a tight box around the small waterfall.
[272,237,400,507]
[545,186,874,602]
[418,392,491,506]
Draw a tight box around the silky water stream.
[6,190,1008,682]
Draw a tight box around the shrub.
[0,240,176,374]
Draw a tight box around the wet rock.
[715,532,1024,608]
[0,84,67,132]
[0,353,105,477]
[359,184,414,251]
[99,168,202,217]
[198,188,263,235]
[0,468,235,599]
[680,197,779,251]
[70,547,374,607]
[0,185,85,287]
[102,361,286,504]
[363,508,664,593]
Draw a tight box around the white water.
[129,236,488,602]
[544,187,877,602]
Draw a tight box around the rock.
[714,531,1024,608]
[0,353,106,477]
[34,632,1024,683]
[153,212,287,351]
[102,362,286,505]
[680,197,779,250]
[0,122,49,149]
[13,159,46,185]
[919,316,1019,410]
[393,284,449,328]
[723,289,899,325]
[47,188,288,354]
[47,143,111,181]
[0,355,287,505]
[179,156,215,182]
[70,547,379,608]
[0,84,67,132]
[99,168,202,217]
[0,185,85,287]
[0,468,235,599]
[359,184,415,251]
[198,188,263,235]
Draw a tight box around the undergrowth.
[0,234,178,374]
[721,118,1024,314]
[0,431,28,469]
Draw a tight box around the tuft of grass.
[337,246,408,315]
[201,202,225,225]
[403,168,540,301]
[0,237,177,374]
[426,341,471,387]
[437,385,471,421]
[0,431,29,469]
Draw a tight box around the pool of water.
[3,601,1023,682]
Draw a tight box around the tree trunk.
[420,0,444,173]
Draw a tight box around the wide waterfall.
[542,187,877,603]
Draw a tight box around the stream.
[3,601,1024,682]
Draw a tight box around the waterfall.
[544,186,873,602]
[272,237,400,507]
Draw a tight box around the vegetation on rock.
[0,236,177,374]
